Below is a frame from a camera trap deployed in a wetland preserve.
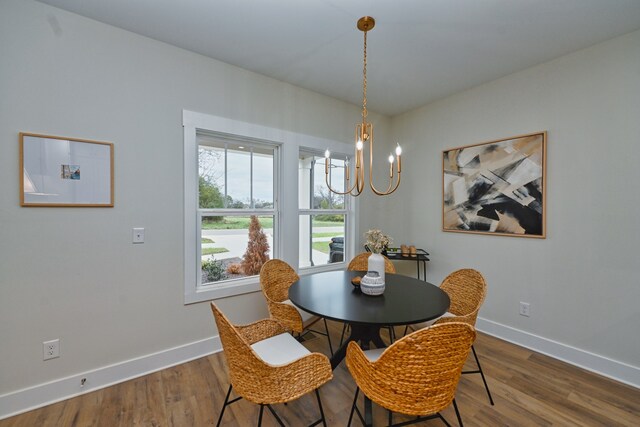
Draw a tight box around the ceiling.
[37,0,640,116]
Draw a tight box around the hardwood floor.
[2,321,639,426]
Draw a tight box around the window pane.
[299,214,345,268]
[201,215,274,285]
[198,144,226,209]
[227,147,251,208]
[253,146,274,208]
[315,157,345,209]
[299,153,346,209]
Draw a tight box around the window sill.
[299,262,346,276]
[185,263,347,304]
[185,277,261,304]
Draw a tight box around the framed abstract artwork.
[20,133,114,207]
[442,132,546,238]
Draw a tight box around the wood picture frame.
[442,131,546,238]
[20,133,114,207]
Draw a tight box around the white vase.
[367,252,385,283]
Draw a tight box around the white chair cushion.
[363,348,386,362]
[282,299,318,325]
[251,332,311,365]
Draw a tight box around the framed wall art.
[20,133,114,207]
[442,132,546,238]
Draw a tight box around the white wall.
[2,0,638,417]
[0,0,391,409]
[384,30,640,380]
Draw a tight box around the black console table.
[383,248,430,281]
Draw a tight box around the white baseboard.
[476,317,640,389]
[0,336,222,421]
[3,320,638,420]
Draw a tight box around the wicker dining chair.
[260,259,333,355]
[346,322,475,427]
[430,268,494,405]
[211,303,333,427]
[341,253,397,345]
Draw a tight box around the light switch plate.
[132,228,145,243]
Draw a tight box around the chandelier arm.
[370,172,401,196]
[357,160,365,194]
[324,170,359,196]
[366,125,390,194]
[367,146,395,196]
[366,127,402,196]
[324,152,363,195]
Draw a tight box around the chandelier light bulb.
[395,144,402,156]
[325,149,330,158]
[388,154,394,164]
[356,139,364,151]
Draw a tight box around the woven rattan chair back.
[210,303,332,405]
[211,303,273,403]
[347,252,396,274]
[434,269,494,406]
[210,302,334,427]
[260,259,299,303]
[436,269,487,327]
[346,322,475,416]
[259,259,306,333]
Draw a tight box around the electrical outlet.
[519,302,530,317]
[43,339,60,360]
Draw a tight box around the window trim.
[183,110,356,304]
[297,149,353,271]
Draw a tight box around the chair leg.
[471,345,494,405]
[323,318,334,355]
[315,389,328,427]
[438,413,453,427]
[388,409,393,425]
[452,398,464,427]
[347,387,360,427]
[266,404,285,426]
[257,404,265,426]
[216,385,233,427]
[388,413,441,427]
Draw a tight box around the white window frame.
[183,110,356,304]
[198,137,279,293]
[298,149,353,272]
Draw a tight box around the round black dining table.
[288,270,450,369]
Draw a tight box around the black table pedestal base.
[330,323,386,426]
[330,323,385,370]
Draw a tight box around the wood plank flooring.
[2,320,639,426]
